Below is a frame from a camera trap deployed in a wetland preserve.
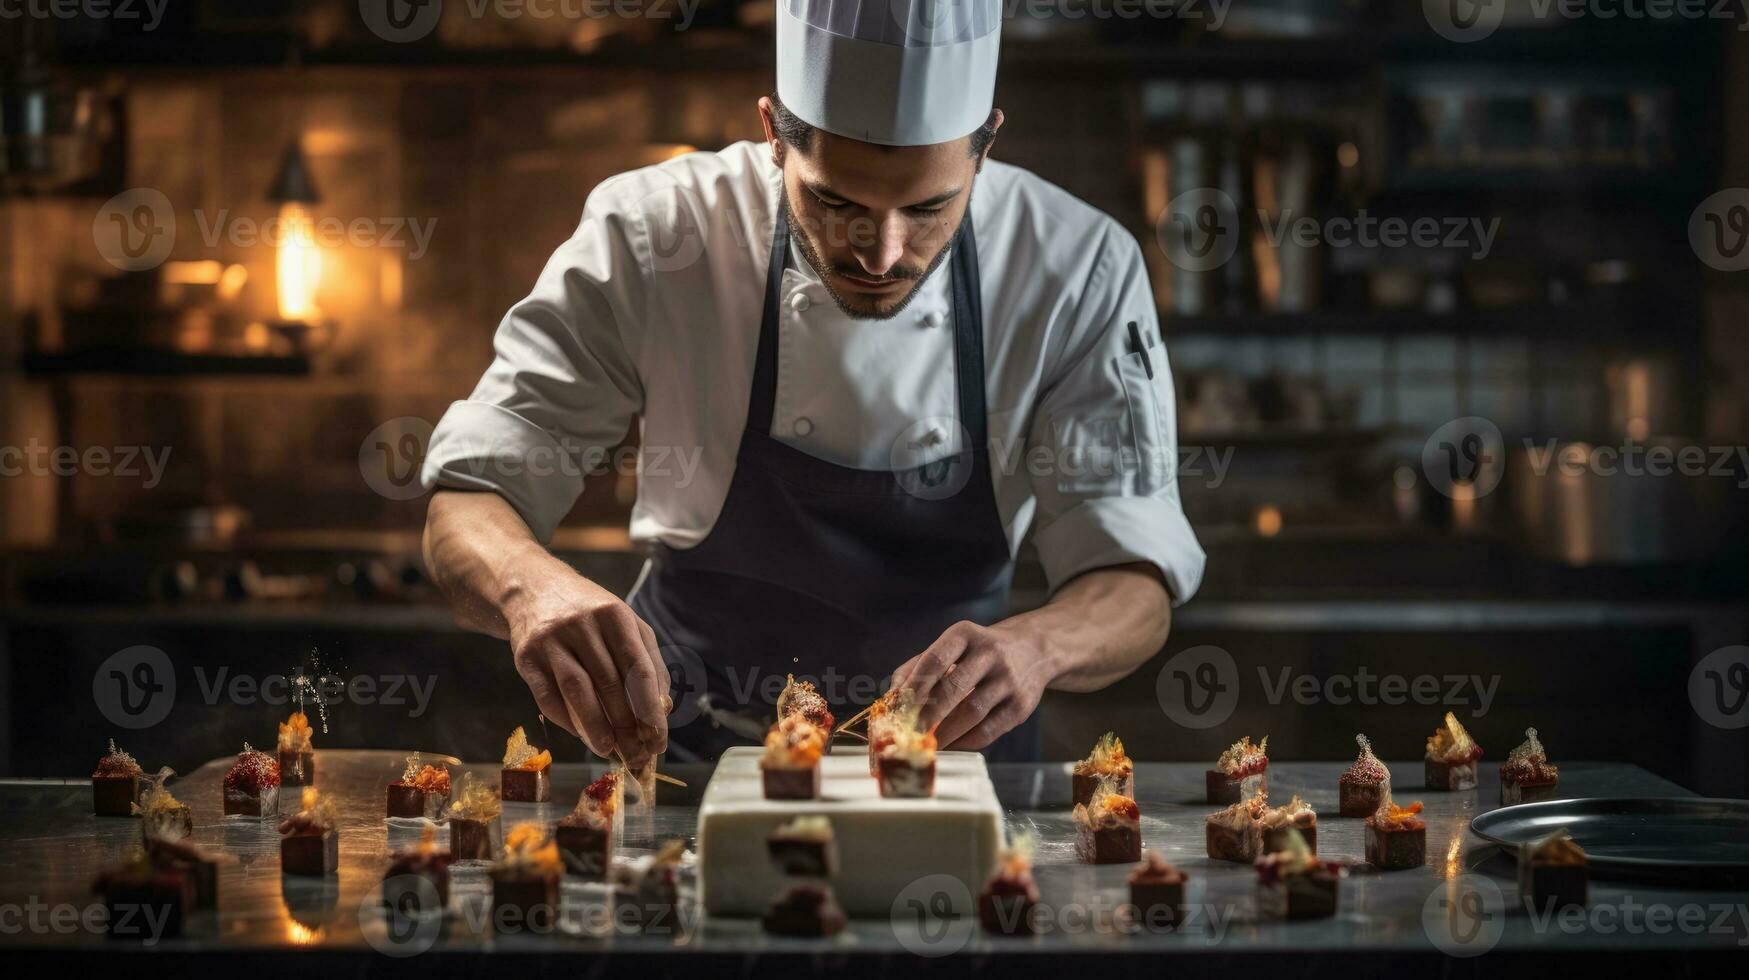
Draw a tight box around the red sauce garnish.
[224,749,281,793]
[584,771,621,805]
[93,755,142,778]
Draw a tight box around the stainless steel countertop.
[2,750,1745,960]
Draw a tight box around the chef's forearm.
[1005,562,1172,693]
[422,489,569,640]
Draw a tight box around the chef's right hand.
[503,560,670,764]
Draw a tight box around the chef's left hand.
[890,621,1055,750]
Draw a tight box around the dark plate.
[1471,797,1749,887]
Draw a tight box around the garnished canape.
[277,711,316,787]
[386,752,452,820]
[144,836,218,910]
[1424,711,1484,791]
[135,769,193,842]
[779,674,835,754]
[1339,733,1390,817]
[1073,778,1142,864]
[621,840,686,933]
[876,710,937,799]
[1259,794,1318,855]
[1500,727,1560,805]
[1255,828,1343,920]
[1207,736,1268,804]
[865,686,916,777]
[279,787,339,877]
[768,815,837,877]
[384,827,453,917]
[1205,790,1268,863]
[1518,828,1587,912]
[1072,732,1134,808]
[223,742,281,817]
[93,848,192,940]
[490,822,562,933]
[1127,851,1187,929]
[555,778,616,880]
[1364,794,1426,871]
[447,772,503,861]
[93,739,145,817]
[978,836,1040,936]
[499,726,553,803]
[762,816,845,936]
[761,716,825,800]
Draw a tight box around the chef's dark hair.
[769,95,998,158]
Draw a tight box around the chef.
[419,0,1205,764]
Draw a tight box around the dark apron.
[630,205,1038,762]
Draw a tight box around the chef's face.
[760,98,999,320]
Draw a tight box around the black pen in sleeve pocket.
[1127,320,1154,380]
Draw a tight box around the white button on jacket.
[423,142,1207,604]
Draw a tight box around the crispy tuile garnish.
[1209,789,1271,830]
[1502,727,1558,782]
[1255,827,1328,883]
[1259,794,1316,830]
[279,786,337,834]
[1527,828,1587,866]
[1215,736,1269,775]
[1342,733,1388,784]
[762,716,826,768]
[497,822,562,876]
[1074,732,1132,776]
[502,726,552,772]
[777,674,836,730]
[449,771,502,821]
[838,685,914,735]
[1368,793,1426,832]
[1074,776,1140,828]
[399,752,452,795]
[132,768,181,818]
[94,739,144,777]
[278,711,314,752]
[1426,711,1484,764]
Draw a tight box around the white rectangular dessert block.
[698,747,1003,917]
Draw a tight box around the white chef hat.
[776,0,1003,147]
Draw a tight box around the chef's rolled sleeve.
[1025,225,1206,604]
[421,184,647,543]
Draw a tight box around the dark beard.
[782,198,960,321]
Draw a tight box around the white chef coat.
[421,141,1206,604]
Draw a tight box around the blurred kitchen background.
[2,1,1746,793]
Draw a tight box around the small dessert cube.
[92,740,145,817]
[1205,791,1267,863]
[1500,727,1560,805]
[386,752,451,820]
[490,823,562,933]
[135,771,193,843]
[768,815,837,877]
[277,711,316,788]
[1255,829,1343,921]
[1364,797,1427,871]
[1127,851,1187,929]
[1073,779,1142,864]
[764,882,847,936]
[447,772,504,861]
[1518,829,1588,912]
[761,716,825,800]
[1425,711,1484,791]
[978,839,1040,936]
[1339,733,1391,817]
[144,837,218,910]
[556,778,617,880]
[620,840,686,933]
[1259,795,1318,855]
[1071,732,1134,808]
[94,850,192,941]
[279,788,339,877]
[877,712,937,798]
[778,674,836,754]
[500,725,553,803]
[383,827,453,916]
[223,743,281,817]
[1206,736,1268,804]
[863,686,916,777]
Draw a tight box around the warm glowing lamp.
[267,138,322,324]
